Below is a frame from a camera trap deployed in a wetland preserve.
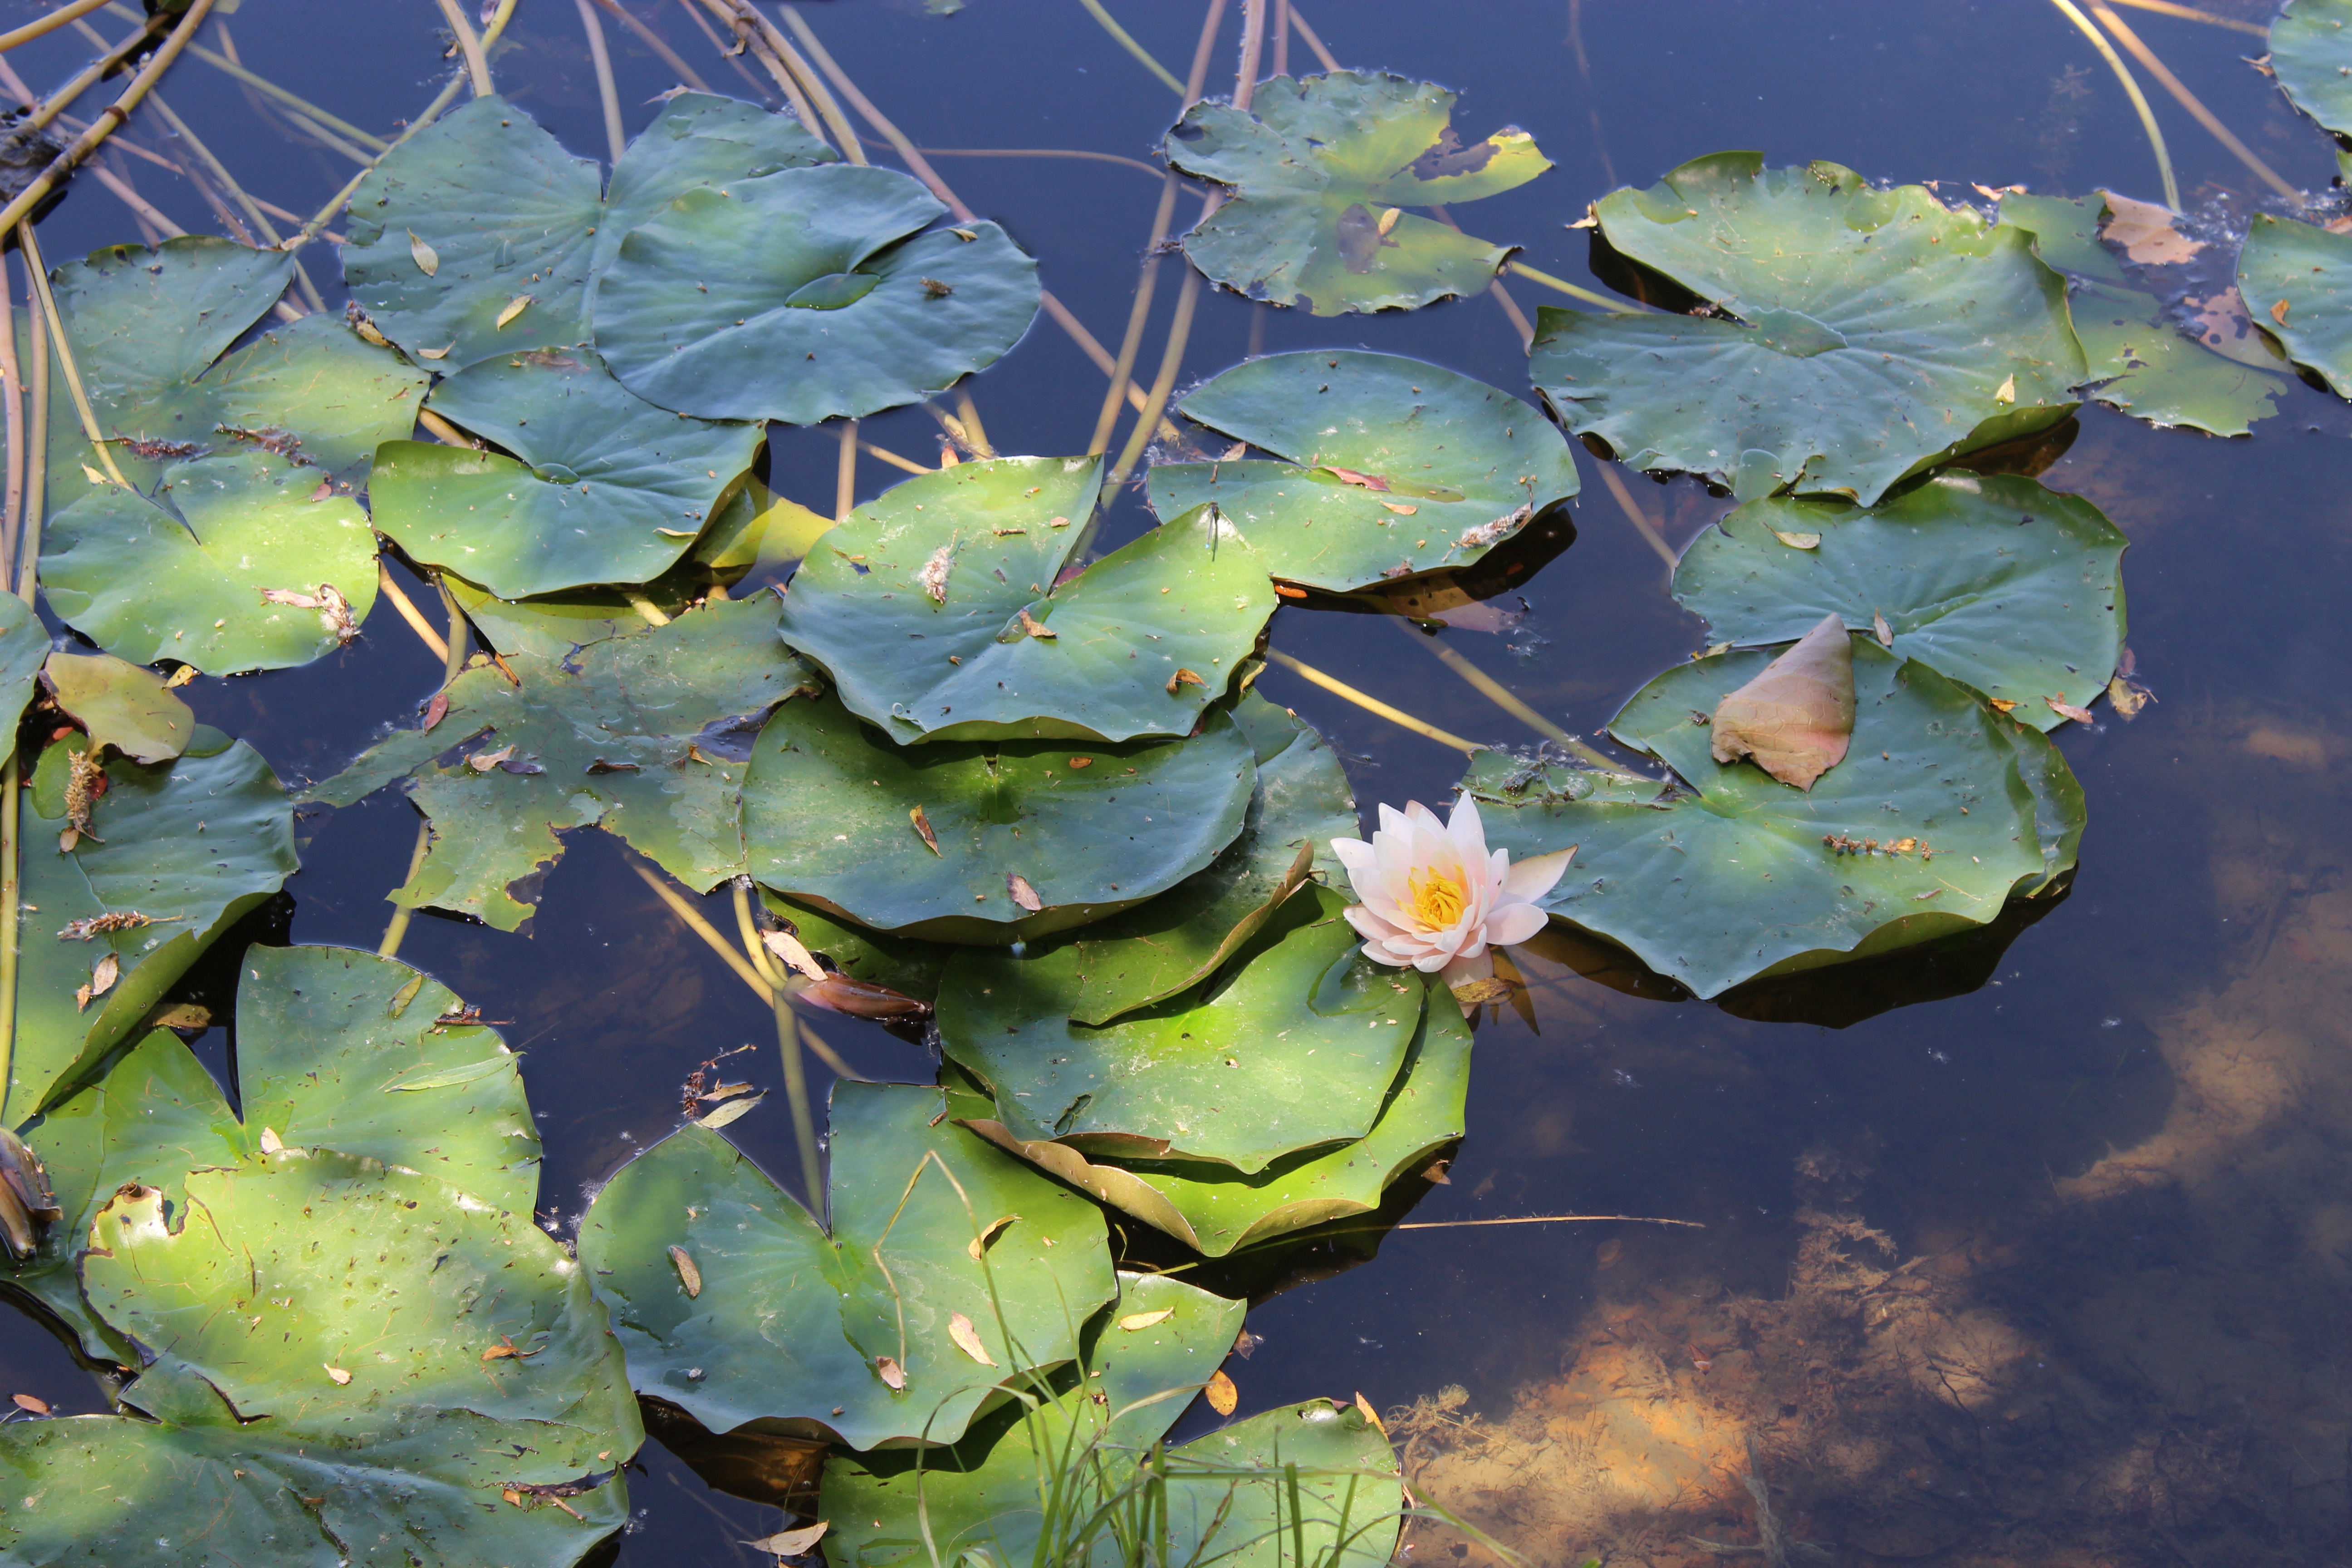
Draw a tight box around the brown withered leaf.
[966,1215,1018,1262]
[1118,1308,1175,1332]
[407,230,439,277]
[1205,1369,1238,1416]
[1016,607,1056,640]
[1872,609,1893,649]
[947,1312,997,1367]
[2045,695,2095,725]
[1316,465,1390,492]
[2099,190,2204,265]
[495,294,533,329]
[875,1356,906,1391]
[1354,1392,1387,1436]
[669,1245,703,1299]
[467,744,516,772]
[695,1092,765,1130]
[422,692,450,730]
[1166,668,1205,695]
[324,1365,352,1386]
[745,1522,829,1558]
[909,804,941,856]
[481,1334,541,1363]
[760,928,827,982]
[74,952,120,1013]
[1067,756,1093,769]
[798,972,932,1020]
[1987,696,2019,713]
[1708,614,1854,790]
[1005,873,1043,912]
[10,1394,49,1415]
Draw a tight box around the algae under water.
[0,0,2347,1564]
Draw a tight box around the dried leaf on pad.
[1708,614,1854,790]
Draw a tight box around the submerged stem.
[1593,464,1678,570]
[1280,0,1340,71]
[1506,260,1634,313]
[2088,2,2298,200]
[1261,649,1483,755]
[576,0,626,162]
[1396,623,1625,773]
[1077,0,1185,94]
[2048,0,2179,211]
[375,819,433,959]
[590,0,710,93]
[436,0,494,98]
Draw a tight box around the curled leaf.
[1354,1391,1387,1435]
[669,1244,703,1298]
[1016,607,1056,640]
[74,951,121,1012]
[966,1214,1017,1262]
[1708,613,1854,790]
[257,1127,284,1154]
[1205,1369,1239,1416]
[746,1522,830,1558]
[948,1311,997,1367]
[1993,373,2017,405]
[1166,668,1205,695]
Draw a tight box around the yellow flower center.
[1406,866,1468,931]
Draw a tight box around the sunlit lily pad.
[42,452,379,672]
[2273,0,2352,139]
[1530,153,2084,504]
[8,731,296,1122]
[761,891,955,1002]
[744,687,1254,942]
[305,596,814,931]
[0,1151,638,1567]
[1674,473,2127,729]
[1146,352,1578,592]
[959,993,1469,1257]
[48,236,427,487]
[1471,638,2084,999]
[938,885,1416,1172]
[1163,71,1549,315]
[370,350,763,598]
[591,164,1040,424]
[777,456,1275,743]
[2236,213,2352,398]
[342,93,833,369]
[1998,192,2285,436]
[575,1081,1115,1451]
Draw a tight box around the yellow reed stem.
[2048,0,2179,211]
[859,439,931,477]
[0,0,216,235]
[575,0,627,164]
[621,588,671,627]
[1594,464,1677,569]
[1395,624,1624,773]
[0,0,113,54]
[916,147,1161,178]
[99,1,392,150]
[376,561,449,664]
[436,0,493,97]
[20,225,127,488]
[836,418,858,523]
[952,387,993,458]
[142,90,327,309]
[1108,266,1201,488]
[26,10,165,132]
[1077,0,1184,94]
[2089,3,2298,199]
[19,274,44,603]
[1262,648,1482,754]
[375,819,433,958]
[1507,260,1632,312]
[2101,0,2264,35]
[1281,0,1340,70]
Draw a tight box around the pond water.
[1,0,2348,1563]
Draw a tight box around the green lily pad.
[590,164,1040,424]
[2272,0,2352,138]
[937,885,1416,1173]
[370,350,764,599]
[1162,71,1550,315]
[0,592,47,773]
[304,595,815,932]
[2237,213,2352,398]
[959,991,1470,1257]
[1145,352,1579,593]
[47,237,429,488]
[689,476,837,579]
[822,1270,1247,1568]
[42,453,380,673]
[341,93,834,369]
[1998,193,2284,436]
[777,457,1276,743]
[0,1151,638,1568]
[1470,638,2085,999]
[445,565,714,663]
[5,946,538,1359]
[7,731,296,1122]
[742,688,1254,943]
[1530,153,2085,505]
[1673,473,2127,729]
[574,1081,1116,1451]
[42,649,194,761]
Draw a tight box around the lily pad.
[959,992,1470,1256]
[937,885,1417,1173]
[42,649,193,761]
[8,730,296,1122]
[341,93,834,369]
[1162,71,1550,315]
[1146,352,1579,593]
[1673,472,2127,729]
[591,164,1040,424]
[47,236,429,487]
[1999,192,2285,436]
[371,351,761,599]
[1470,637,2084,999]
[1530,153,2085,505]
[574,1081,1116,1451]
[2272,0,2352,139]
[742,688,1254,943]
[5,946,538,1359]
[760,891,955,1002]
[0,1151,638,1568]
[444,566,711,664]
[2237,213,2352,398]
[0,591,46,772]
[304,595,815,931]
[42,452,380,672]
[779,458,1276,743]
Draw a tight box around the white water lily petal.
[1331,794,1559,1008]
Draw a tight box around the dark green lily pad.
[1471,638,2084,999]
[960,991,1470,1257]
[342,93,833,369]
[5,946,538,1359]
[1674,473,2127,729]
[760,891,955,1002]
[0,592,46,773]
[1530,153,2085,504]
[1163,71,1550,315]
[0,1151,638,1567]
[742,688,1254,943]
[42,453,379,673]
[444,566,714,664]
[591,164,1040,424]
[778,458,1276,743]
[47,237,429,488]
[1146,352,1579,592]
[42,649,193,762]
[937,885,1416,1173]
[1999,193,2284,436]
[304,595,814,931]
[2273,0,2352,138]
[8,731,296,1122]
[370,350,764,599]
[575,1081,1116,1451]
[2237,213,2352,398]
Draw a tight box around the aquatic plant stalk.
[142,88,328,310]
[0,258,28,1122]
[24,10,166,132]
[97,1,395,151]
[835,418,857,523]
[1506,260,1627,312]
[687,0,818,136]
[915,146,1161,178]
[379,578,471,958]
[375,561,450,664]
[1396,623,1625,773]
[18,275,43,604]
[575,0,627,163]
[1281,0,1340,71]
[436,0,494,98]
[1078,0,1184,95]
[2103,0,2264,35]
[1234,0,1268,112]
[1273,0,1288,76]
[2048,0,2179,211]
[706,2,860,162]
[588,0,710,93]
[89,155,186,244]
[0,259,21,589]
[671,0,773,103]
[735,879,824,1209]
[1594,464,1678,569]
[19,225,127,489]
[2088,3,2298,200]
[952,388,992,458]
[1107,266,1201,488]
[858,437,930,477]
[1262,648,1482,754]
[0,0,113,55]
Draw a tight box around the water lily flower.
[1330,798,1573,1004]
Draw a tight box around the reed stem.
[2089,2,2297,199]
[2103,0,2264,35]
[1262,648,1482,754]
[0,0,113,55]
[1396,623,1624,771]
[0,255,21,588]
[98,0,393,150]
[19,225,127,488]
[26,10,166,132]
[2048,0,2179,211]
[19,271,43,604]
[590,0,709,93]
[575,0,627,163]
[375,819,433,959]
[1594,464,1677,569]
[376,560,449,664]
[436,0,494,98]
[835,418,857,523]
[142,89,328,309]
[1281,0,1339,70]
[1506,260,1633,312]
[1077,0,1184,94]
